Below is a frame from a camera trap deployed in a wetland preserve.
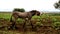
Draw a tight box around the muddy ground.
[0,18,60,34]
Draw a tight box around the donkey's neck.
[31,12,35,16]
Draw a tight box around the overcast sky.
[0,0,60,12]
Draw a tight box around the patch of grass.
[0,12,11,19]
[1,12,60,31]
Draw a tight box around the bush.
[52,22,60,30]
[13,8,25,12]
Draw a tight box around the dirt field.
[0,18,59,34]
[0,12,60,34]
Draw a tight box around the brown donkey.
[10,9,40,30]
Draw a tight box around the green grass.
[0,12,60,34]
[0,12,60,19]
[0,12,60,28]
[0,12,11,19]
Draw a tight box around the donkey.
[10,10,40,30]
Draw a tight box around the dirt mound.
[0,18,59,34]
[0,18,12,30]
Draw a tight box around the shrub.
[13,8,25,12]
[52,22,60,30]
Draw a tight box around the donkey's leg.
[23,18,26,28]
[23,18,28,32]
[14,16,18,30]
[11,16,18,30]
[29,20,34,31]
[27,19,33,31]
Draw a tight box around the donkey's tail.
[10,15,13,22]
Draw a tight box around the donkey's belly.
[18,16,27,18]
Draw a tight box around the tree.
[20,8,25,12]
[54,0,60,9]
[13,8,25,12]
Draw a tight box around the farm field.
[0,12,60,34]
